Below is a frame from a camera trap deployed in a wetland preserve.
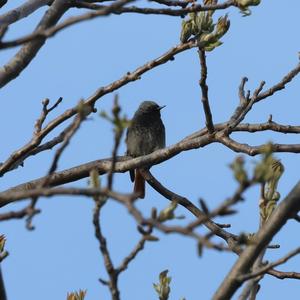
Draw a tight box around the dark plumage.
[126,101,166,198]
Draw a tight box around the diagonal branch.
[256,62,300,102]
[139,169,240,251]
[0,0,51,25]
[213,181,300,300]
[0,133,214,202]
[0,0,69,88]
[239,247,300,282]
[0,1,237,49]
[0,0,135,49]
[0,40,197,177]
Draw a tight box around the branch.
[125,199,229,251]
[213,181,300,300]
[0,0,69,88]
[72,0,236,17]
[0,133,214,205]
[217,135,300,156]
[115,233,149,275]
[184,120,300,141]
[149,0,189,7]
[0,266,6,300]
[139,169,240,251]
[0,186,137,207]
[0,206,40,222]
[225,80,265,134]
[256,62,300,102]
[0,1,236,49]
[223,60,300,135]
[4,127,300,206]
[198,49,214,133]
[0,0,135,49]
[0,0,51,25]
[0,97,63,175]
[267,269,300,280]
[239,247,300,282]
[0,40,197,176]
[93,196,120,300]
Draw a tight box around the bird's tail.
[134,169,145,199]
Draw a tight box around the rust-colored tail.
[134,169,145,199]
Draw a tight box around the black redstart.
[126,101,166,198]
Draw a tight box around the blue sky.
[1,1,300,299]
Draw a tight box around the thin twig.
[267,269,300,280]
[0,206,41,222]
[149,0,190,7]
[0,0,136,49]
[93,196,120,300]
[212,181,300,300]
[116,232,151,275]
[139,169,241,252]
[0,266,6,300]
[0,40,197,177]
[0,186,137,207]
[239,247,300,282]
[198,49,214,133]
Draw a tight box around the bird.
[126,101,166,198]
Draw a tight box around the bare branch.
[267,269,300,280]
[198,49,214,133]
[184,120,300,141]
[93,196,120,300]
[0,40,196,177]
[149,0,189,7]
[256,62,300,102]
[225,81,265,134]
[0,186,137,207]
[139,169,240,250]
[0,97,63,175]
[0,0,69,88]
[213,181,300,300]
[0,0,51,25]
[115,234,149,275]
[217,135,300,156]
[0,266,6,300]
[0,0,135,49]
[239,247,300,282]
[72,0,236,17]
[0,206,40,222]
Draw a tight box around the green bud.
[264,160,284,201]
[0,235,5,252]
[229,156,248,185]
[180,19,193,43]
[180,10,230,51]
[67,290,87,300]
[158,200,178,222]
[153,270,171,300]
[215,15,230,38]
[237,0,261,7]
[204,0,218,5]
[236,0,261,16]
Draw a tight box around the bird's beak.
[158,105,166,111]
